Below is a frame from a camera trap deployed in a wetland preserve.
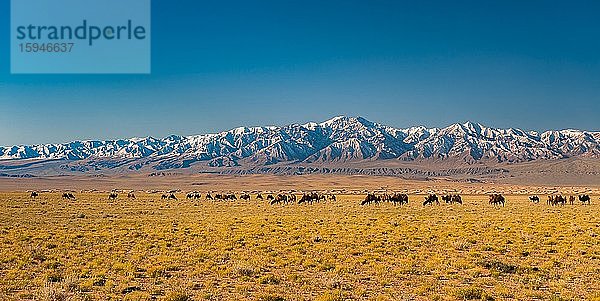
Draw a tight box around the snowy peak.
[1,116,599,172]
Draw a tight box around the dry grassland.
[0,192,599,300]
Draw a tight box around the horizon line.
[2,115,599,148]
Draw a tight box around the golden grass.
[1,192,599,300]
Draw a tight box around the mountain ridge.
[1,116,599,176]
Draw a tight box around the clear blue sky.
[1,0,599,145]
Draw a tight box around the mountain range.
[1,116,599,181]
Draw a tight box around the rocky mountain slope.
[1,116,599,177]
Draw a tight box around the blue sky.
[1,0,599,145]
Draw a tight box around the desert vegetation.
[0,191,599,300]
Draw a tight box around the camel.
[288,194,297,204]
[271,194,292,205]
[361,193,381,205]
[298,194,311,204]
[442,194,462,204]
[387,193,409,206]
[489,194,505,207]
[423,194,439,206]
[451,194,462,204]
[579,195,591,205]
[62,193,76,200]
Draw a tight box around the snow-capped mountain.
[1,116,599,173]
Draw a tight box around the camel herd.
[27,191,595,207]
[361,193,409,206]
[265,192,334,205]
[534,194,592,206]
[362,193,497,206]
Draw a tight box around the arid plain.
[0,174,599,300]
